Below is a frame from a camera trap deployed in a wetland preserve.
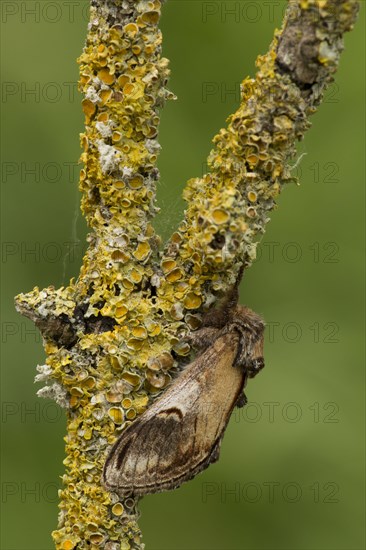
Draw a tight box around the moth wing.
[103,333,244,495]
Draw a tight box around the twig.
[15,1,359,548]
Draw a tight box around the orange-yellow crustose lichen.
[14,0,358,548]
[157,0,359,311]
[16,1,175,548]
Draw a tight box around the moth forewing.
[103,332,245,496]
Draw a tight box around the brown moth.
[103,282,265,496]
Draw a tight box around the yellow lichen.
[14,0,359,549]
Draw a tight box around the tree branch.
[160,0,359,308]
[15,0,359,548]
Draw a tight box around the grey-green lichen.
[14,0,359,548]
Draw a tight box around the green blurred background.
[1,1,365,549]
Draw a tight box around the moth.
[103,282,265,496]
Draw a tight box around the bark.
[15,0,359,548]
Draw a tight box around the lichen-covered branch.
[159,0,359,308]
[15,0,359,548]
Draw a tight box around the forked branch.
[15,1,359,548]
